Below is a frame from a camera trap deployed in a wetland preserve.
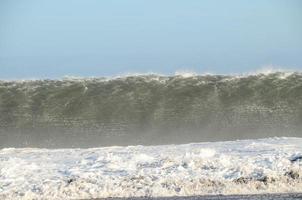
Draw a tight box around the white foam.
[175,70,198,78]
[1,138,302,199]
[1,68,300,83]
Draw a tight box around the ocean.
[0,72,302,148]
[0,72,302,199]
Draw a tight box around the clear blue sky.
[0,0,301,79]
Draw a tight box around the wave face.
[0,72,302,148]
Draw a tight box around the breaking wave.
[0,71,302,148]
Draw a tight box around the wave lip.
[0,137,302,199]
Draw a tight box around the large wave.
[0,72,302,148]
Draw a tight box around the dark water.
[92,193,302,200]
[1,72,302,148]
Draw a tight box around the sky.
[0,0,302,79]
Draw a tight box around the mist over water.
[0,72,302,148]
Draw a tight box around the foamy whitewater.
[1,137,302,199]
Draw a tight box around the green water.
[1,72,302,148]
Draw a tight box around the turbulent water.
[1,72,302,148]
[1,138,302,199]
[1,72,302,199]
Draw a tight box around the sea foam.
[0,137,302,199]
